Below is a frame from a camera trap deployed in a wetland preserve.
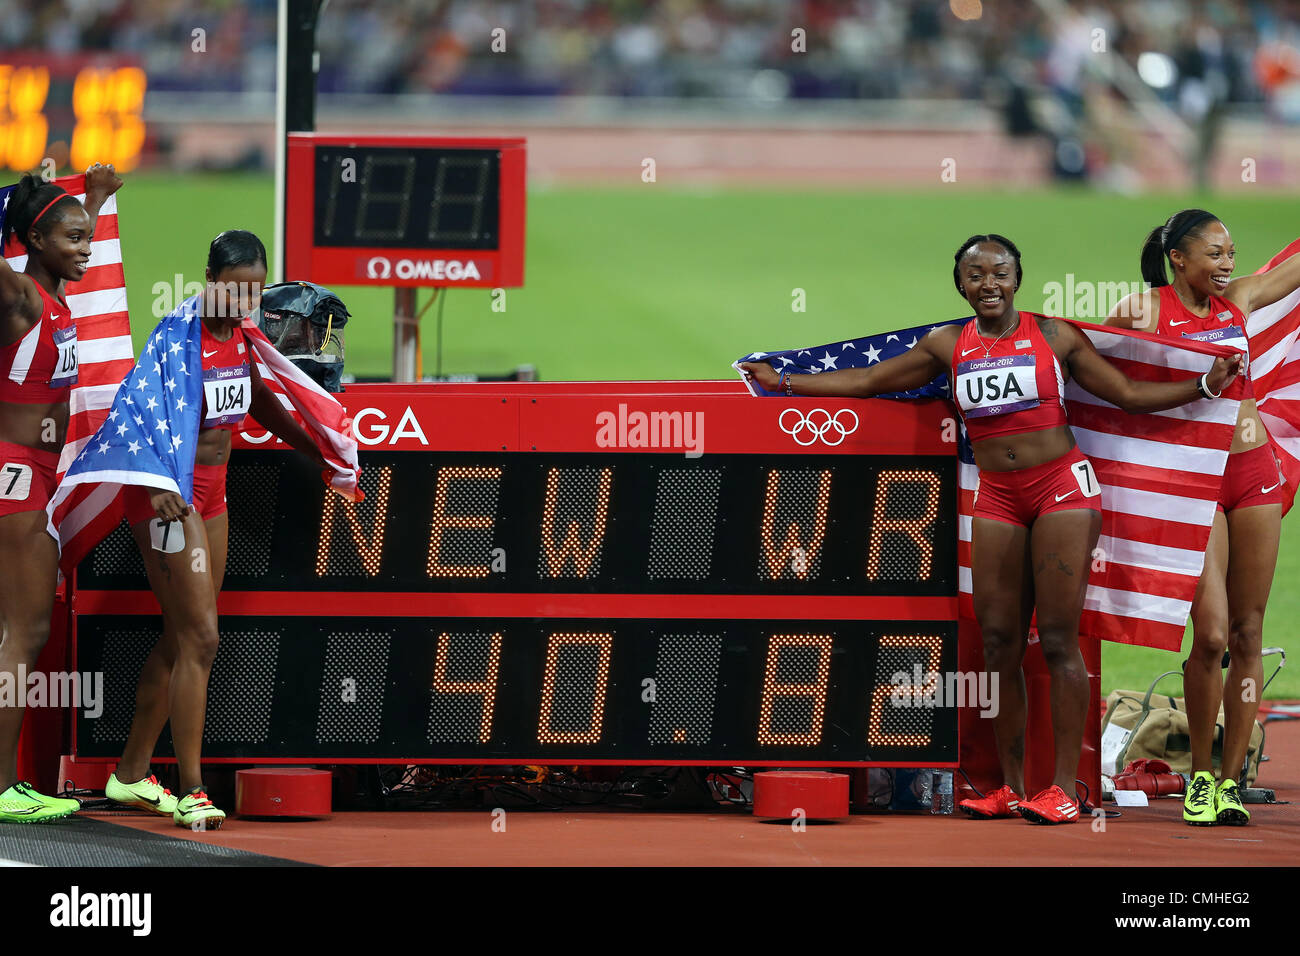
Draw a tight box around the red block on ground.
[236,768,332,817]
[753,771,850,819]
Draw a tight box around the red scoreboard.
[71,381,959,767]
[283,133,526,288]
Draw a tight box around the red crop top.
[200,322,252,431]
[1156,285,1253,399]
[950,311,1069,443]
[0,275,78,404]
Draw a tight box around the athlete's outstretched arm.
[738,326,958,398]
[1226,250,1300,314]
[1047,318,1241,413]
[247,361,329,467]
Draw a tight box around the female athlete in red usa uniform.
[0,165,122,824]
[102,231,329,830]
[742,235,1240,824]
[1107,210,1300,826]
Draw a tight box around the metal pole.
[393,287,419,382]
[274,0,324,282]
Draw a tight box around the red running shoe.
[1017,785,1080,824]
[958,784,1021,819]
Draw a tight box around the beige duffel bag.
[1102,667,1268,786]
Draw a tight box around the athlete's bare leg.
[122,511,218,794]
[1186,512,1230,774]
[0,510,58,793]
[1028,507,1101,794]
[1221,504,1280,781]
[971,516,1034,797]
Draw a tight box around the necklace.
[974,313,1018,358]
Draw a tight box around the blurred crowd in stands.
[5,0,1300,120]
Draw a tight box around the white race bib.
[50,324,78,387]
[955,354,1040,419]
[1071,458,1101,498]
[202,366,251,427]
[149,517,186,553]
[0,463,32,501]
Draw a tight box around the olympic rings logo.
[778,408,859,447]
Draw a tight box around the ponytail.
[1140,225,1169,287]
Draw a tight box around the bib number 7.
[1071,459,1100,498]
[150,518,186,554]
[0,463,32,501]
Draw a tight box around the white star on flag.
[865,343,882,363]
[176,396,188,412]
[171,435,183,450]
[97,441,109,455]
[135,378,147,391]
[145,397,158,411]
[169,340,183,355]
[819,351,838,370]
[156,419,169,433]
[841,342,856,350]
[165,378,177,391]
[127,440,140,455]
[108,409,119,422]
[116,424,127,436]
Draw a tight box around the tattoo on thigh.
[1036,551,1073,576]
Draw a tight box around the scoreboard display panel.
[72,382,960,766]
[284,133,525,288]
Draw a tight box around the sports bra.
[200,322,252,431]
[950,311,1069,443]
[0,275,78,404]
[1155,285,1254,399]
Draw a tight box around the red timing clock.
[284,133,526,288]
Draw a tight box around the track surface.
[80,717,1300,867]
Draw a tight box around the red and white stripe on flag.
[2,174,135,477]
[1245,237,1300,516]
[242,319,362,502]
[957,321,1244,652]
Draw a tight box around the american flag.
[46,295,362,573]
[1,174,135,481]
[735,308,1258,652]
[1245,238,1300,516]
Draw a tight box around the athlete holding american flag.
[741,234,1241,824]
[0,163,122,824]
[47,230,360,829]
[1107,211,1300,827]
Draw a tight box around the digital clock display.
[70,384,961,766]
[312,146,501,250]
[284,134,526,288]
